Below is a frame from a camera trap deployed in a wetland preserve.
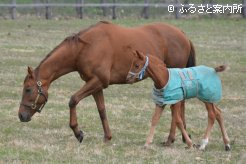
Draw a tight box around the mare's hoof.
[182,134,192,143]
[76,130,84,143]
[225,144,231,151]
[103,135,112,143]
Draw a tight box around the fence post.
[175,0,181,19]
[10,0,16,19]
[34,0,41,17]
[101,0,107,17]
[202,0,214,17]
[141,0,149,19]
[112,0,116,19]
[45,0,52,19]
[183,0,189,16]
[209,0,215,18]
[76,0,84,19]
[242,0,246,18]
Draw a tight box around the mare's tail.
[186,40,196,67]
[215,65,229,72]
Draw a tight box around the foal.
[126,51,230,151]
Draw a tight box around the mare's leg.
[172,102,193,148]
[145,105,164,147]
[199,102,216,150]
[213,105,230,151]
[69,77,104,143]
[93,90,112,142]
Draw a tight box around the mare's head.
[126,50,149,84]
[18,67,48,122]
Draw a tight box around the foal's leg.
[199,103,230,151]
[180,100,191,143]
[144,105,164,147]
[172,102,193,148]
[164,101,190,145]
[93,90,112,142]
[163,102,186,146]
[199,102,216,150]
[214,105,230,151]
[69,77,104,143]
[163,105,176,146]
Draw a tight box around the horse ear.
[78,36,90,45]
[135,50,144,60]
[27,66,34,78]
[131,50,137,57]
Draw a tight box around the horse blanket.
[152,65,222,106]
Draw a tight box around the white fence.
[1,1,245,19]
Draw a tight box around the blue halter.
[129,56,149,80]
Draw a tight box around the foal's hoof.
[197,144,206,151]
[185,144,197,150]
[225,144,231,151]
[161,140,173,147]
[162,137,175,146]
[193,144,201,149]
[144,142,151,149]
[75,130,84,143]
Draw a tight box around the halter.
[20,81,48,113]
[129,56,149,80]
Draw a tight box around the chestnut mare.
[18,21,196,143]
[126,51,230,151]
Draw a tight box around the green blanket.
[152,65,222,106]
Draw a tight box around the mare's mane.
[37,33,83,68]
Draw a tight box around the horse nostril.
[19,112,31,122]
[19,113,24,121]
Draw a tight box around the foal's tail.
[215,65,229,72]
[186,40,196,67]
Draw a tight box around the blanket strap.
[187,70,194,80]
[178,72,186,80]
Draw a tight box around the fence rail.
[1,1,246,19]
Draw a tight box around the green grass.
[0,18,246,163]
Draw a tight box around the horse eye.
[135,64,139,69]
[25,88,32,93]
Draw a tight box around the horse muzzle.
[18,111,31,122]
[126,74,136,84]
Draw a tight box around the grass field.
[0,18,246,163]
